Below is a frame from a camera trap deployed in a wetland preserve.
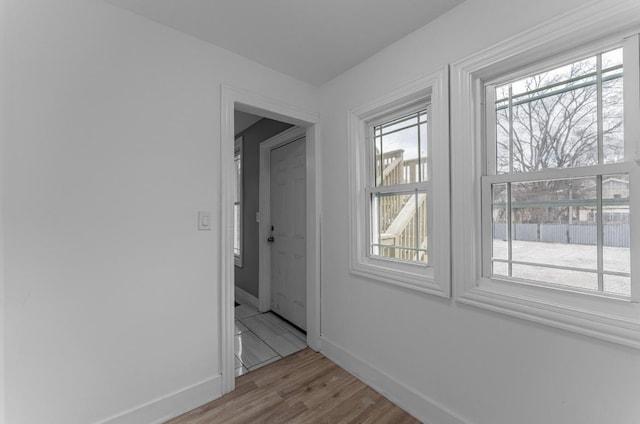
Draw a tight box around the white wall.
[318,1,640,423]
[1,1,317,423]
[0,0,6,421]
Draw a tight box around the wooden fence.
[493,223,630,247]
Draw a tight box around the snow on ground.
[491,240,630,295]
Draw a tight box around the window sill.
[457,279,640,349]
[350,258,447,297]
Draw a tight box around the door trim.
[220,85,321,394]
[258,127,306,316]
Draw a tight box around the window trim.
[234,136,243,268]
[348,67,450,297]
[451,2,640,348]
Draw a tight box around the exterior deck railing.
[379,193,427,262]
[375,149,428,262]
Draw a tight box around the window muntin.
[368,108,430,264]
[484,46,633,297]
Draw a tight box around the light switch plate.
[198,211,211,231]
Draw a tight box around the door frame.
[220,85,321,394]
[258,126,307,316]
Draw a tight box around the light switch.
[198,211,211,231]
[256,212,260,223]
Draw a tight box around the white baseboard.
[235,286,259,309]
[95,375,222,424]
[320,337,471,424]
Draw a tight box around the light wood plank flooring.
[166,348,420,424]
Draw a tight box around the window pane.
[602,52,624,163]
[235,153,241,203]
[494,49,624,173]
[602,174,630,296]
[371,191,427,263]
[234,151,242,258]
[234,204,240,256]
[604,275,630,296]
[418,192,427,253]
[496,85,510,103]
[602,47,623,68]
[419,116,428,182]
[510,178,597,271]
[512,264,598,291]
[374,134,383,186]
[490,174,632,296]
[512,82,598,171]
[381,126,419,180]
[374,109,427,186]
[492,183,508,260]
[510,56,597,97]
[379,113,418,134]
[496,107,510,174]
[492,261,509,277]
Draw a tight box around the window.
[369,108,430,264]
[483,46,632,297]
[451,4,640,349]
[348,68,450,297]
[234,137,243,267]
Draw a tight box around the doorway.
[232,118,308,377]
[220,85,320,394]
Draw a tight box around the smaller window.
[348,68,450,297]
[234,137,243,267]
[368,108,430,264]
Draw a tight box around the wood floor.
[166,348,420,424]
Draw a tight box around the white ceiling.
[104,0,464,86]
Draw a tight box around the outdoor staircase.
[376,149,428,262]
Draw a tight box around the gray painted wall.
[235,118,293,298]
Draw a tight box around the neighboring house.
[577,177,630,223]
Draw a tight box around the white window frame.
[482,41,633,296]
[348,67,450,297]
[234,136,243,267]
[451,2,640,348]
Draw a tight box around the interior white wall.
[2,1,318,423]
[318,1,640,423]
[0,0,6,421]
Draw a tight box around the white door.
[270,137,306,330]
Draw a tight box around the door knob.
[267,225,275,243]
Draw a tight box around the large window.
[451,9,640,348]
[348,68,450,297]
[483,46,632,297]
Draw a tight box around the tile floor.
[234,302,307,376]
